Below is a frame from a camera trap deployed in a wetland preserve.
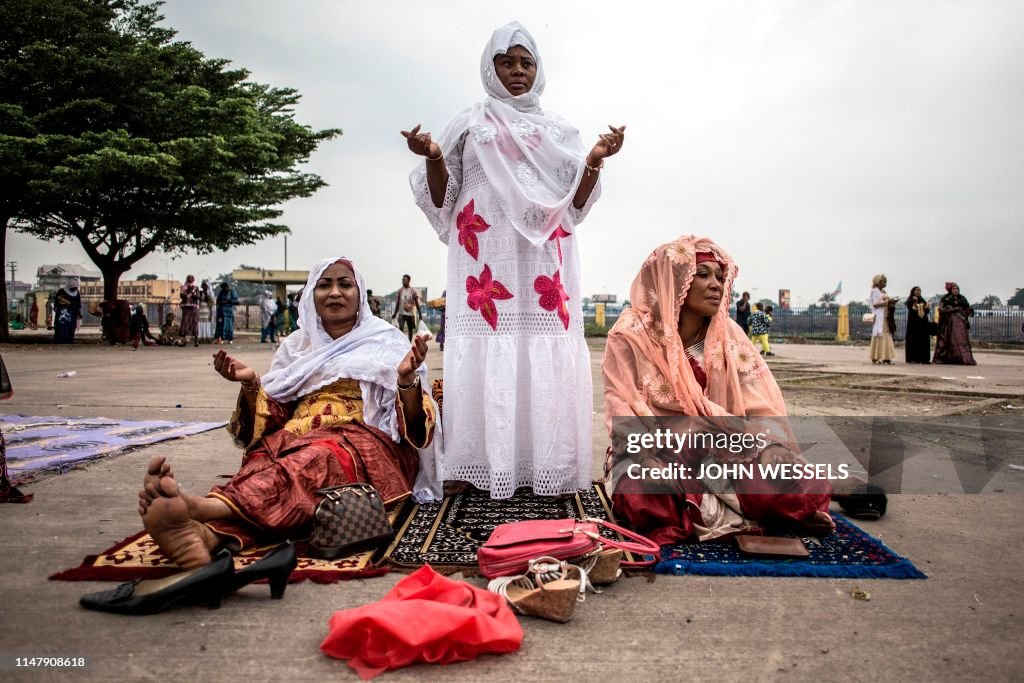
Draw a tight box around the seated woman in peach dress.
[602,236,836,545]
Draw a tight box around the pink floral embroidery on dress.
[548,225,572,265]
[534,270,570,330]
[457,199,490,260]
[466,264,513,331]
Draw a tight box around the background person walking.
[215,282,238,344]
[53,278,82,344]
[735,291,751,334]
[260,289,277,344]
[391,275,421,342]
[179,275,200,347]
[749,303,774,356]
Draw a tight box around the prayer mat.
[655,513,926,579]
[382,483,628,571]
[49,504,406,584]
[0,414,227,482]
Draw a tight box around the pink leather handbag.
[477,517,660,579]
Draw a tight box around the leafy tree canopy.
[1,0,340,339]
[973,294,1002,310]
[214,265,266,301]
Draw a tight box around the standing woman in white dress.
[402,21,625,499]
[869,274,896,364]
[198,280,215,344]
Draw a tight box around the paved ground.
[1,336,1022,682]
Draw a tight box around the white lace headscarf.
[261,257,425,444]
[412,20,591,245]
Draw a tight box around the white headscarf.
[261,257,426,444]
[66,277,80,294]
[412,21,590,245]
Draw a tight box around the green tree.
[0,0,128,339]
[136,273,157,280]
[214,265,264,301]
[6,0,340,319]
[1007,288,1024,308]
[973,294,1002,310]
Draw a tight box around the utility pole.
[284,235,288,271]
[6,261,16,309]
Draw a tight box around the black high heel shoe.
[836,484,888,521]
[224,541,297,599]
[79,548,234,615]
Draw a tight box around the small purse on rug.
[477,517,660,579]
[308,483,394,560]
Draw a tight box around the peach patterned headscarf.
[602,235,794,460]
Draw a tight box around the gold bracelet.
[426,150,444,162]
[585,158,604,176]
[240,376,261,393]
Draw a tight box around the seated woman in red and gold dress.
[136,257,441,569]
[602,236,837,545]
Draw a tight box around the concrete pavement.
[1,339,1022,681]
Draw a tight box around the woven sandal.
[487,556,587,623]
[577,548,623,586]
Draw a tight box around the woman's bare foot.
[141,476,217,570]
[138,456,212,521]
[798,510,835,536]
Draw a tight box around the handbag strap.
[582,518,660,567]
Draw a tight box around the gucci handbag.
[477,517,660,579]
[308,483,394,560]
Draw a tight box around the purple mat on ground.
[0,414,227,481]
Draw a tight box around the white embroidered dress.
[410,22,600,498]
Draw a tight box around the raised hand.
[401,124,442,159]
[588,124,626,162]
[397,333,429,386]
[212,349,257,384]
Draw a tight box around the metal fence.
[583,306,1024,343]
[15,297,1023,343]
[754,307,1024,343]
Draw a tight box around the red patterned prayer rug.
[49,507,406,584]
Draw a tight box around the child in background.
[749,303,775,356]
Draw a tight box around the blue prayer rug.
[0,414,227,481]
[656,512,926,579]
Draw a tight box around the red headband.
[695,252,718,265]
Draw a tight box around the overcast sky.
[8,0,1024,305]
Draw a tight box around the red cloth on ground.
[321,565,523,679]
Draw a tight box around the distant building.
[79,278,182,304]
[36,264,102,291]
[5,280,33,311]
